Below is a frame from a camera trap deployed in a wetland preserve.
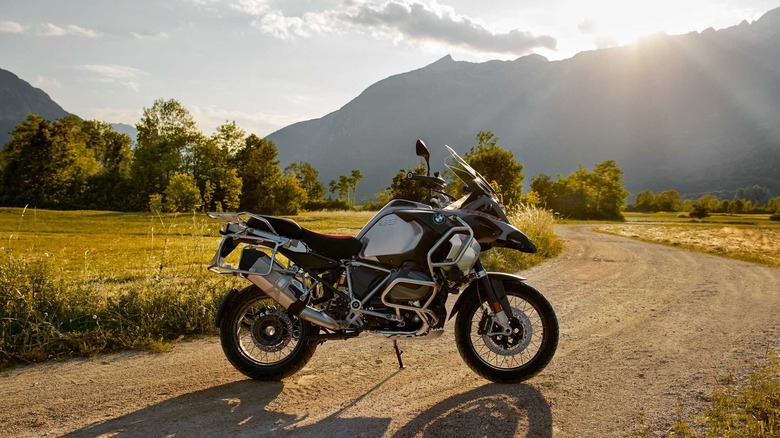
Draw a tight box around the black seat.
[300,229,363,260]
[247,215,362,260]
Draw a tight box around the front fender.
[448,272,527,320]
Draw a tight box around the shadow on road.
[63,379,391,437]
[64,374,549,437]
[392,383,552,438]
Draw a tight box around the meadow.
[600,212,780,268]
[0,207,559,368]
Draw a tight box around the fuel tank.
[357,200,433,267]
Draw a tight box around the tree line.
[6,97,775,220]
[629,189,780,218]
[0,99,362,215]
[0,100,631,219]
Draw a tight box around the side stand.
[393,340,405,369]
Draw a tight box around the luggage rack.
[206,212,290,277]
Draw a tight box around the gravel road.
[2,225,779,437]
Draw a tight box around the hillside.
[0,68,71,148]
[267,8,780,199]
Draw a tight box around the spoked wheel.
[220,286,318,381]
[454,281,558,383]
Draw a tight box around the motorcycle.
[207,140,558,383]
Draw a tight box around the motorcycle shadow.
[392,383,552,438]
[63,377,550,437]
[62,379,391,438]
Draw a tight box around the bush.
[770,213,780,222]
[482,205,563,272]
[0,255,227,368]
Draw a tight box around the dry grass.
[597,224,780,268]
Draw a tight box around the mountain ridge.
[0,68,71,147]
[268,8,780,199]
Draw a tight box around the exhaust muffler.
[244,251,341,330]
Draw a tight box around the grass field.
[599,212,780,268]
[0,207,558,368]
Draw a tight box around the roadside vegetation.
[634,352,780,437]
[0,207,559,369]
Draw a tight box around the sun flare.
[570,0,720,48]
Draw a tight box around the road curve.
[1,225,779,437]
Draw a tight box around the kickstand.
[393,340,405,369]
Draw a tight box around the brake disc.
[251,309,295,353]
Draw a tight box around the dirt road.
[2,225,780,437]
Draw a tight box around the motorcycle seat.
[247,215,362,260]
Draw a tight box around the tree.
[285,162,325,201]
[656,190,681,212]
[590,160,629,219]
[238,135,304,215]
[192,122,245,211]
[632,191,658,212]
[211,121,245,156]
[80,120,134,210]
[349,169,363,205]
[164,172,201,212]
[130,99,201,209]
[462,131,524,206]
[690,194,718,218]
[0,115,100,208]
[529,161,629,220]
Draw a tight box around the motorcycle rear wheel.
[219,286,318,381]
[454,281,558,383]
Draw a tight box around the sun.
[570,0,699,47]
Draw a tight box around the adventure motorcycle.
[207,141,558,383]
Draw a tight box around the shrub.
[482,205,563,272]
[770,213,780,222]
[0,254,228,368]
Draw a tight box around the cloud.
[77,64,147,92]
[190,105,303,136]
[0,21,26,33]
[232,0,556,55]
[578,20,597,35]
[131,31,171,40]
[340,1,556,54]
[35,23,101,37]
[78,64,144,80]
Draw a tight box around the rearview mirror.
[415,139,431,176]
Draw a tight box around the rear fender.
[448,272,527,320]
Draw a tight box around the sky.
[2,0,780,137]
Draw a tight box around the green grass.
[0,207,560,368]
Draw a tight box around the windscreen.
[444,145,496,196]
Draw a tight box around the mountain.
[268,8,780,199]
[0,68,71,148]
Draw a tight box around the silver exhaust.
[245,256,341,330]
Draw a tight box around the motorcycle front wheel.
[220,286,318,381]
[454,281,558,383]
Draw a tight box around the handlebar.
[406,172,446,189]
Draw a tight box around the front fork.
[474,261,513,335]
